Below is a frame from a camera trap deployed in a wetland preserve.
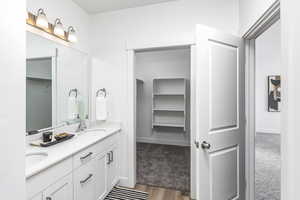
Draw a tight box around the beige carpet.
[255,132,281,200]
[136,143,190,193]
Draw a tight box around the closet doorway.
[130,45,195,199]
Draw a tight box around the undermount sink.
[26,152,48,167]
[84,128,106,133]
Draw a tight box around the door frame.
[125,39,197,199]
[243,1,280,200]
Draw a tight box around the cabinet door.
[43,173,73,200]
[107,145,119,191]
[95,153,108,200]
[74,159,96,200]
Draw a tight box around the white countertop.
[26,122,121,179]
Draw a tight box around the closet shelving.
[152,78,187,131]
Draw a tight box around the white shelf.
[153,78,186,94]
[152,122,185,128]
[153,93,185,96]
[152,78,187,131]
[26,75,52,80]
[153,108,185,112]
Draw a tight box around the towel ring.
[96,88,107,97]
[69,88,78,98]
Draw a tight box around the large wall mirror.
[26,31,89,133]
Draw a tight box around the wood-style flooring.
[135,184,190,200]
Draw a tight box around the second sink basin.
[26,152,48,167]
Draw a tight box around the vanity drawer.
[73,159,97,200]
[27,157,73,199]
[73,130,120,169]
[73,144,98,169]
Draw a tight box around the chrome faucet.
[76,119,87,132]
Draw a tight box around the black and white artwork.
[268,75,281,112]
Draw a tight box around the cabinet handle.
[107,152,111,164]
[80,152,93,160]
[80,174,93,184]
[46,197,52,200]
[110,151,114,162]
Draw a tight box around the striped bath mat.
[105,186,149,200]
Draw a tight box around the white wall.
[239,0,277,35]
[90,0,239,122]
[27,0,91,53]
[255,21,281,134]
[135,48,191,146]
[90,0,239,186]
[0,1,26,200]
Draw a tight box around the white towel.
[68,96,79,119]
[96,96,108,121]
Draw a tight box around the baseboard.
[118,176,134,188]
[256,129,280,134]
[136,137,190,146]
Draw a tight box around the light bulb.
[26,10,29,21]
[36,9,49,29]
[54,18,65,37]
[67,26,77,43]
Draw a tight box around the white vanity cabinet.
[43,173,73,200]
[74,159,97,200]
[95,152,108,200]
[27,130,121,200]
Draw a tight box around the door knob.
[201,141,211,150]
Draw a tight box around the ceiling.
[72,0,178,14]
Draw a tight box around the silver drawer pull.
[107,152,111,164]
[80,174,93,184]
[80,152,93,160]
[110,151,114,162]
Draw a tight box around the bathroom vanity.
[26,124,121,200]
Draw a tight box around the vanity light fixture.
[53,18,65,37]
[26,9,77,43]
[36,8,49,29]
[67,26,77,43]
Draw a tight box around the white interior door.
[195,25,245,200]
